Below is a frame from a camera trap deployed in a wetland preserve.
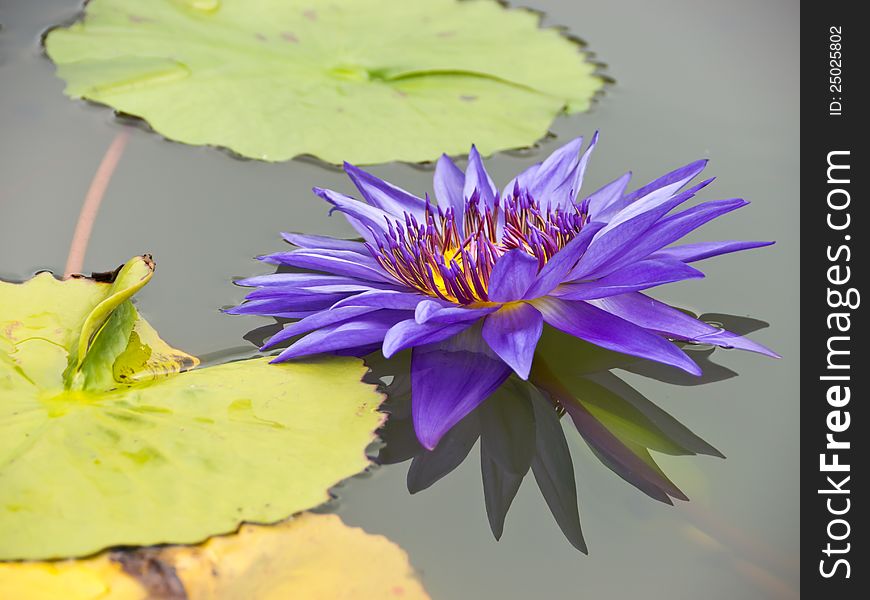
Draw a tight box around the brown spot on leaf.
[254,32,267,42]
[112,550,187,599]
[459,95,477,102]
[436,31,455,38]
[281,31,299,43]
[303,9,318,21]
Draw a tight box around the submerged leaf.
[0,513,430,599]
[0,258,384,560]
[44,0,604,164]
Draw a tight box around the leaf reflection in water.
[367,313,770,553]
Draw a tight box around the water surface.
[0,1,799,598]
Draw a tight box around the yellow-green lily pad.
[44,0,604,164]
[0,513,430,600]
[0,257,384,560]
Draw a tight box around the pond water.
[0,0,799,598]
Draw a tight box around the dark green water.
[0,1,799,598]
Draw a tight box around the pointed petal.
[411,331,512,449]
[272,311,405,361]
[478,383,535,539]
[261,306,379,350]
[463,145,498,208]
[407,411,480,493]
[651,240,775,263]
[595,159,708,222]
[235,273,364,288]
[567,182,709,281]
[259,248,393,283]
[554,393,687,502]
[586,172,632,219]
[488,250,539,302]
[529,388,587,553]
[434,154,466,219]
[280,232,369,253]
[481,303,544,379]
[226,294,347,317]
[533,297,702,375]
[524,222,605,299]
[343,162,426,219]
[382,318,474,358]
[243,283,379,300]
[313,187,391,242]
[528,137,584,205]
[590,198,750,277]
[502,163,540,200]
[332,289,426,310]
[553,259,704,300]
[479,382,537,475]
[481,447,525,540]
[592,293,780,358]
[414,299,496,324]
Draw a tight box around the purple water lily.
[230,133,778,449]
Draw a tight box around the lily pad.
[0,513,430,599]
[44,0,604,164]
[0,257,384,560]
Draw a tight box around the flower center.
[368,189,590,304]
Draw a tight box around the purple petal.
[332,289,427,310]
[568,178,713,281]
[488,250,539,302]
[586,172,632,218]
[463,145,497,208]
[382,319,474,358]
[343,162,426,219]
[434,154,466,219]
[411,331,512,449]
[566,132,598,200]
[261,306,380,350]
[235,273,365,288]
[226,294,347,317]
[502,163,540,200]
[533,297,702,375]
[651,240,775,263]
[553,259,704,301]
[532,133,599,209]
[528,137,584,205]
[415,299,496,324]
[280,232,369,254]
[260,249,393,283]
[591,293,780,358]
[524,222,605,299]
[272,311,406,361]
[313,187,391,242]
[589,198,749,278]
[481,303,544,379]
[243,283,377,300]
[596,159,708,222]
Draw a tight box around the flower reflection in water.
[367,312,769,553]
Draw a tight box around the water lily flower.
[230,134,778,449]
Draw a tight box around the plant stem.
[64,130,131,278]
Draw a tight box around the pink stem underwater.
[63,130,131,278]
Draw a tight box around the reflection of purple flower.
[231,134,778,449]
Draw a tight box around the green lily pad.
[0,257,384,560]
[44,0,604,164]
